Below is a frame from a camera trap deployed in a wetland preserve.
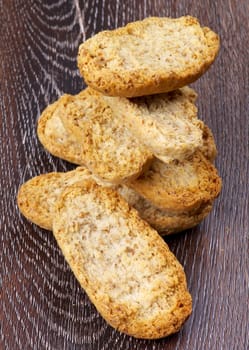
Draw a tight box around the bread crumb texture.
[78,16,219,97]
[53,181,192,338]
[60,88,153,185]
[105,87,204,163]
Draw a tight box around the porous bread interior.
[60,88,152,184]
[88,17,212,71]
[17,167,92,230]
[53,182,192,338]
[37,96,82,165]
[105,87,204,163]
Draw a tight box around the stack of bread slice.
[17,16,222,339]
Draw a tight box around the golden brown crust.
[37,96,83,165]
[78,16,220,97]
[53,181,192,338]
[128,151,222,213]
[17,167,92,230]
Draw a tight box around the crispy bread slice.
[118,186,213,234]
[37,97,83,164]
[17,165,212,234]
[59,88,153,185]
[105,87,204,163]
[78,16,219,97]
[17,167,92,230]
[128,151,222,213]
[53,181,192,338]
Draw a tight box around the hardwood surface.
[1,1,248,349]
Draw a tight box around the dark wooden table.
[1,1,248,349]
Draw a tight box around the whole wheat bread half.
[78,16,219,97]
[37,96,83,165]
[128,151,222,213]
[60,88,153,185]
[105,87,204,163]
[17,167,92,230]
[118,186,213,234]
[53,181,192,338]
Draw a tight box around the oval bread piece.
[118,186,213,234]
[17,166,212,235]
[18,165,212,235]
[78,16,219,97]
[59,88,153,185]
[17,167,92,230]
[53,181,192,339]
[105,87,204,163]
[128,151,222,213]
[37,97,83,165]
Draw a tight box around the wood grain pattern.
[1,0,248,349]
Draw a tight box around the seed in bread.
[78,16,219,97]
[59,88,153,185]
[105,87,204,163]
[37,96,83,165]
[128,151,222,213]
[118,185,213,234]
[53,181,192,338]
[17,167,92,230]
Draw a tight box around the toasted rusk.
[59,88,153,185]
[128,151,222,213]
[52,181,192,338]
[17,165,212,234]
[78,16,219,97]
[118,186,213,234]
[38,89,152,185]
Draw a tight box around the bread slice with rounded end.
[53,181,192,339]
[78,16,219,97]
[128,151,222,213]
[118,186,213,234]
[37,96,83,165]
[105,87,204,163]
[59,88,153,185]
[17,167,92,230]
